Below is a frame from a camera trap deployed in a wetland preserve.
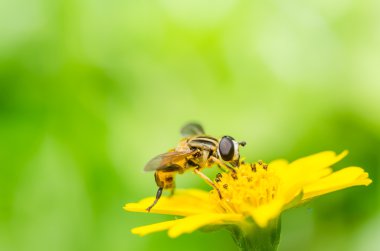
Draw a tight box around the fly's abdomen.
[155,171,175,189]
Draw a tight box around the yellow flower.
[124,151,371,238]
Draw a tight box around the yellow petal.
[131,220,179,236]
[249,199,284,228]
[168,213,243,238]
[302,167,372,200]
[268,159,289,176]
[269,159,288,169]
[124,189,216,216]
[279,151,348,202]
[279,167,333,203]
[289,150,348,171]
[131,213,243,237]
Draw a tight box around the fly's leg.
[146,187,163,212]
[170,184,176,197]
[215,163,229,172]
[210,156,236,173]
[193,168,222,199]
[201,150,210,166]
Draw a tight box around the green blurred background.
[1,0,379,250]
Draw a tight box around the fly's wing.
[180,123,205,137]
[144,150,196,172]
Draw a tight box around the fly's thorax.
[187,135,218,152]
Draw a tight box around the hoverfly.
[144,123,246,211]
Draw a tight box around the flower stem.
[228,218,281,251]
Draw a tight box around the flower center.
[210,161,280,214]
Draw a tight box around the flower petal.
[289,150,348,171]
[278,151,347,203]
[124,189,216,216]
[131,213,243,237]
[131,220,179,236]
[167,213,243,238]
[268,159,289,176]
[249,199,284,228]
[279,168,333,203]
[302,166,372,200]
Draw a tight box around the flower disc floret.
[211,161,280,215]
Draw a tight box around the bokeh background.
[1,0,379,250]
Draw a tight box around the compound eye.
[219,136,235,161]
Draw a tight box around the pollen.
[211,161,280,214]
